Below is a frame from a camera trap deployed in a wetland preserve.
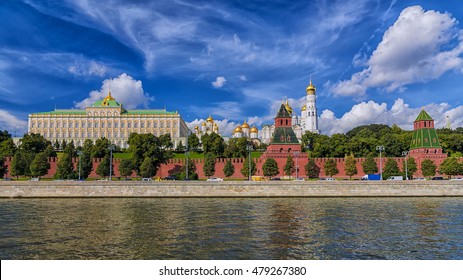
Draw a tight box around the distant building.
[28,91,189,148]
[193,115,220,138]
[232,120,260,144]
[261,80,319,144]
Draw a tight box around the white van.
[387,176,403,180]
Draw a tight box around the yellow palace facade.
[28,91,189,148]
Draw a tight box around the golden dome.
[194,125,199,130]
[250,126,258,133]
[233,126,243,133]
[241,120,250,129]
[285,100,293,115]
[306,80,316,95]
[202,122,206,126]
[206,115,214,122]
[301,104,307,111]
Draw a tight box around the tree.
[118,158,134,178]
[188,133,200,151]
[10,150,33,178]
[403,157,418,179]
[128,133,173,175]
[439,157,463,178]
[223,160,235,178]
[241,158,256,179]
[0,130,11,143]
[0,157,7,178]
[362,153,378,175]
[96,154,112,178]
[201,132,225,157]
[323,159,339,178]
[262,158,279,178]
[203,153,216,177]
[55,153,75,179]
[421,159,437,178]
[139,157,156,178]
[176,141,185,152]
[44,144,57,158]
[29,152,50,178]
[0,138,17,158]
[344,154,357,179]
[305,158,320,179]
[20,133,50,154]
[224,138,248,158]
[283,155,295,177]
[64,140,77,158]
[383,158,401,180]
[79,152,93,179]
[92,137,111,159]
[175,160,198,180]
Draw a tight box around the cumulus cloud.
[239,75,247,81]
[0,110,28,135]
[319,98,462,135]
[331,5,463,97]
[212,76,226,88]
[187,118,238,137]
[74,73,153,109]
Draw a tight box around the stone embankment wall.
[1,181,462,198]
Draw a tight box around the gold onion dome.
[301,104,307,111]
[306,80,316,95]
[285,100,293,115]
[194,125,199,129]
[250,126,258,133]
[233,126,243,133]
[206,115,214,122]
[202,122,206,126]
[241,121,250,129]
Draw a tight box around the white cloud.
[212,76,226,88]
[239,75,247,81]
[74,73,153,109]
[68,60,107,77]
[319,98,463,135]
[187,118,238,137]
[331,5,463,97]
[0,110,27,135]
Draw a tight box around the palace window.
[51,122,54,128]
[134,122,138,128]
[82,132,85,138]
[115,122,118,128]
[147,122,151,128]
[141,122,145,128]
[88,123,91,128]
[167,122,170,128]
[154,122,157,128]
[121,122,125,128]
[108,122,111,128]
[95,123,98,128]
[121,132,125,138]
[82,122,85,128]
[102,123,105,128]
[44,122,47,128]
[160,122,164,128]
[128,123,131,128]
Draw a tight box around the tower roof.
[415,109,433,122]
[92,91,122,107]
[306,79,316,95]
[276,103,292,118]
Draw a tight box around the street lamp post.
[185,137,189,180]
[77,150,82,181]
[247,144,253,181]
[402,151,409,180]
[376,145,385,180]
[294,151,300,179]
[109,144,115,181]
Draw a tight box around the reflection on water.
[0,198,462,259]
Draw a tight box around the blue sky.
[1,0,463,136]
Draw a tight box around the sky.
[1,0,463,137]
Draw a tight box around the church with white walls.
[261,80,319,144]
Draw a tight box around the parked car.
[29,178,39,181]
[207,177,223,181]
[387,176,403,180]
[450,177,463,180]
[413,177,426,181]
[293,177,305,181]
[431,176,444,180]
[163,176,176,180]
[270,177,281,181]
[320,177,336,181]
[141,178,152,181]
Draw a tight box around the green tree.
[139,157,156,178]
[241,158,256,179]
[421,159,437,178]
[262,158,279,178]
[283,155,295,177]
[92,137,111,158]
[44,144,57,158]
[201,132,225,157]
[128,133,173,174]
[10,150,33,178]
[29,152,50,178]
[175,160,198,180]
[0,138,17,158]
[323,159,339,178]
[203,153,216,177]
[118,158,134,178]
[362,153,378,175]
[0,157,7,178]
[223,160,235,178]
[176,141,185,152]
[305,158,320,179]
[439,157,463,178]
[403,157,418,179]
[224,137,248,158]
[55,153,75,179]
[383,158,401,180]
[0,130,11,143]
[188,133,200,151]
[344,154,357,179]
[20,133,50,154]
[79,152,93,179]
[64,140,77,158]
[96,154,112,178]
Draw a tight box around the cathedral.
[193,115,220,137]
[261,79,319,144]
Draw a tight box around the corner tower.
[301,79,319,134]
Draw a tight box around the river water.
[0,197,462,259]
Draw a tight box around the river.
[1,197,462,259]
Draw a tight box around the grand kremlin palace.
[28,91,189,148]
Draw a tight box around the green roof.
[33,110,86,115]
[410,128,441,149]
[415,109,433,122]
[124,110,177,115]
[271,127,299,144]
[91,99,122,107]
[276,104,291,118]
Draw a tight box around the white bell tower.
[302,79,319,134]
